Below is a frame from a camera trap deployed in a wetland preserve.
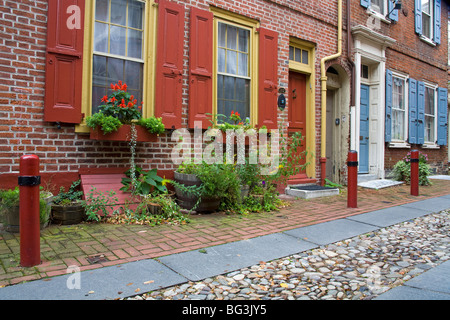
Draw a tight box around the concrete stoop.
[285,184,340,199]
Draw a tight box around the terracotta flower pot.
[89,124,158,142]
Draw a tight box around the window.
[424,85,436,143]
[415,0,441,44]
[421,0,434,40]
[217,22,251,122]
[392,77,407,141]
[361,64,369,80]
[289,46,309,65]
[371,0,386,15]
[91,0,145,113]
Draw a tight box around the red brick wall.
[350,0,449,174]
[0,0,348,190]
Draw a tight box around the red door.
[288,71,307,175]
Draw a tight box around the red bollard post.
[347,151,358,208]
[410,150,419,196]
[19,155,41,267]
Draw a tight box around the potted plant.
[51,180,85,225]
[0,187,53,232]
[86,81,165,142]
[172,161,240,213]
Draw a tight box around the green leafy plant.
[52,180,83,206]
[86,112,123,134]
[85,80,142,133]
[81,187,119,222]
[324,178,343,189]
[267,125,309,186]
[121,167,168,196]
[98,81,142,123]
[0,187,52,225]
[138,116,165,134]
[389,151,432,186]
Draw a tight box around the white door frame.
[351,25,395,179]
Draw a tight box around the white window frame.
[421,0,434,41]
[423,82,439,147]
[391,73,409,143]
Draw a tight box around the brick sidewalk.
[1,180,449,287]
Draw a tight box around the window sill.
[419,35,436,47]
[388,141,411,149]
[421,143,440,149]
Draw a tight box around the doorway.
[359,84,370,173]
[288,71,307,175]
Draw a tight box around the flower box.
[89,124,158,142]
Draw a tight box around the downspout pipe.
[319,0,342,186]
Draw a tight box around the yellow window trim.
[76,0,157,133]
[288,37,316,178]
[210,6,260,126]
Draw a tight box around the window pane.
[110,0,127,26]
[302,49,309,64]
[124,60,143,90]
[224,75,235,100]
[422,14,431,38]
[392,110,405,140]
[218,23,226,48]
[425,87,435,115]
[422,0,430,14]
[92,55,107,86]
[294,48,301,63]
[95,0,109,22]
[92,56,143,113]
[218,48,226,73]
[227,25,237,50]
[128,1,144,29]
[238,52,248,77]
[94,22,109,53]
[128,29,143,59]
[289,46,294,60]
[425,116,435,142]
[110,25,126,56]
[92,85,107,114]
[238,29,249,52]
[217,74,224,99]
[217,75,250,122]
[226,50,237,74]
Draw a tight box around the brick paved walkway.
[1,180,449,287]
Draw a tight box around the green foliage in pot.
[0,187,52,225]
[86,112,123,134]
[138,116,165,134]
[53,180,83,206]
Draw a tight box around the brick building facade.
[0,0,448,191]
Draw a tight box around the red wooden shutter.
[188,7,213,129]
[44,0,85,124]
[258,28,278,130]
[155,0,185,129]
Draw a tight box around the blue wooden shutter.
[408,78,418,144]
[415,0,422,35]
[361,0,370,9]
[385,69,393,142]
[437,87,448,145]
[417,81,425,144]
[388,1,399,21]
[434,0,441,44]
